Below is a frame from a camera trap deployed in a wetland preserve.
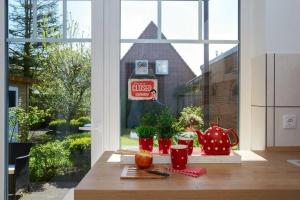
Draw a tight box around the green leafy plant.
[49,117,89,133]
[156,109,177,139]
[136,126,156,138]
[175,106,204,132]
[29,141,72,181]
[9,107,50,142]
[49,119,68,132]
[77,116,91,125]
[140,113,157,127]
[67,136,91,153]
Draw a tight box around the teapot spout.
[193,129,204,146]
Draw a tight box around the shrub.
[77,116,91,125]
[140,113,157,127]
[156,109,177,139]
[29,141,72,181]
[48,119,68,132]
[70,119,82,132]
[9,107,50,142]
[68,137,91,153]
[48,118,86,133]
[175,106,204,132]
[136,126,156,138]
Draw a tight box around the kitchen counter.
[75,151,300,200]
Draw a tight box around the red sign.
[128,79,158,100]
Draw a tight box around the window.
[6,1,91,199]
[120,0,239,150]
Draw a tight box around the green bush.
[68,137,91,153]
[175,106,204,132]
[48,119,68,132]
[140,113,157,127]
[29,141,72,181]
[77,116,91,125]
[136,126,156,138]
[156,109,177,139]
[70,119,82,132]
[49,117,89,133]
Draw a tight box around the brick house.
[184,46,239,129]
[120,22,196,130]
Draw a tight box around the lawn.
[121,134,138,146]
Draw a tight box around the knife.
[144,170,170,177]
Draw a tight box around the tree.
[31,43,91,122]
[9,0,61,78]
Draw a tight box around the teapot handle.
[226,128,239,147]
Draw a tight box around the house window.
[120,0,239,149]
[6,0,92,198]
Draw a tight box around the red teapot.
[191,123,239,155]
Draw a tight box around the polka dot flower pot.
[139,138,154,152]
[158,137,172,154]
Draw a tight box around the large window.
[120,0,239,149]
[7,1,91,199]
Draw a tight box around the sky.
[69,0,238,76]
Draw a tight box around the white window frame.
[7,0,92,43]
[1,0,7,198]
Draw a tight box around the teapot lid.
[210,122,219,127]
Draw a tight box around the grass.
[121,134,138,146]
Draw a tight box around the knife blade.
[144,170,170,177]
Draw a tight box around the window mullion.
[157,0,162,39]
[32,0,37,39]
[63,0,67,39]
[198,0,202,41]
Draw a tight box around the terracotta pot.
[139,138,154,152]
[158,137,172,154]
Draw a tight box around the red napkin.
[166,167,207,178]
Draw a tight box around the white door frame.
[0,0,7,198]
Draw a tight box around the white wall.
[265,0,300,53]
[249,0,300,149]
[0,0,6,198]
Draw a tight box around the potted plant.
[136,126,156,152]
[156,109,176,154]
[174,106,204,147]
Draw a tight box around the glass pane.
[121,0,158,39]
[8,0,63,39]
[120,42,204,149]
[209,0,239,40]
[8,42,91,198]
[162,0,199,40]
[67,0,91,38]
[37,0,63,38]
[205,44,239,130]
[8,0,33,38]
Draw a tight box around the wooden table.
[75,151,300,200]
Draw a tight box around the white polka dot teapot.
[192,122,239,155]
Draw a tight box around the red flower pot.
[158,137,172,154]
[178,137,194,155]
[139,138,153,152]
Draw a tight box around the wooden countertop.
[75,151,300,200]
